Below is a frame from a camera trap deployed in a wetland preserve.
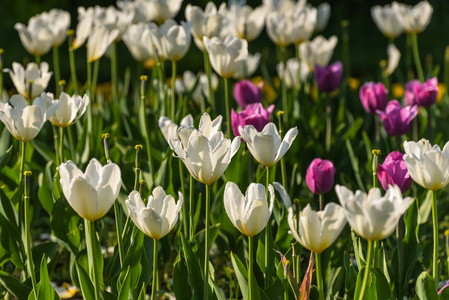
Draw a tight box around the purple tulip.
[233,80,263,109]
[359,82,388,114]
[377,100,418,137]
[306,158,336,195]
[405,77,438,107]
[377,151,412,194]
[231,103,275,137]
[314,61,343,93]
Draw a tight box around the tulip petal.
[67,177,98,221]
[96,163,121,218]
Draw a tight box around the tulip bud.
[377,100,418,137]
[233,80,263,109]
[377,151,412,194]
[359,82,388,114]
[306,158,336,195]
[314,61,343,93]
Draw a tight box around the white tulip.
[203,36,248,79]
[175,71,218,106]
[239,123,298,168]
[123,23,158,62]
[158,114,194,144]
[403,139,449,191]
[73,7,95,50]
[14,17,54,56]
[0,93,59,142]
[300,35,338,71]
[290,5,317,45]
[94,6,134,41]
[233,52,261,80]
[226,4,266,42]
[44,92,89,128]
[87,25,119,62]
[266,11,294,47]
[33,9,71,47]
[150,19,192,61]
[169,113,240,185]
[126,188,183,240]
[370,2,404,39]
[58,159,121,222]
[224,182,274,237]
[4,62,52,100]
[385,44,401,76]
[315,3,331,33]
[335,185,413,241]
[398,1,433,34]
[276,58,309,90]
[185,2,227,51]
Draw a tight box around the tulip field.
[2,0,449,299]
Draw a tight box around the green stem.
[171,60,177,120]
[92,60,99,103]
[67,126,76,162]
[203,50,215,111]
[151,239,158,300]
[248,235,254,300]
[283,274,288,300]
[189,175,194,241]
[278,112,287,189]
[432,190,439,286]
[319,194,323,211]
[224,77,231,137]
[59,127,64,163]
[203,184,211,300]
[69,38,79,95]
[325,94,331,153]
[53,125,60,166]
[35,55,41,66]
[24,172,38,299]
[140,78,154,183]
[427,107,432,142]
[114,202,124,267]
[87,220,101,300]
[264,166,271,287]
[359,240,374,300]
[53,45,61,95]
[315,252,324,300]
[179,159,188,238]
[279,46,288,123]
[18,142,26,233]
[396,217,404,299]
[410,33,424,82]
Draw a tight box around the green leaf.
[28,254,59,300]
[0,270,32,299]
[75,260,95,300]
[173,253,192,300]
[32,242,59,276]
[354,267,392,300]
[181,234,204,300]
[343,252,358,296]
[415,271,438,300]
[137,282,147,300]
[50,198,81,255]
[419,190,432,225]
[118,266,132,300]
[230,252,248,300]
[118,230,144,294]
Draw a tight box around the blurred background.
[0,0,448,92]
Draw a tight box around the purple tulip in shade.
[405,77,438,107]
[314,61,343,93]
[233,80,263,109]
[231,103,275,137]
[306,158,336,195]
[378,151,412,194]
[377,100,418,137]
[359,81,388,114]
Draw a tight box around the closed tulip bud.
[239,123,298,168]
[231,103,274,138]
[405,77,438,107]
[377,100,418,137]
[58,159,121,222]
[359,82,388,114]
[224,182,274,237]
[126,188,183,240]
[403,139,449,191]
[378,151,412,193]
[314,61,343,93]
[306,158,336,195]
[233,80,263,109]
[336,185,413,241]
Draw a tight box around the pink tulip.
[359,81,388,114]
[405,77,438,107]
[314,61,343,93]
[233,80,263,109]
[377,100,418,137]
[378,151,412,194]
[231,103,275,137]
[306,158,336,195]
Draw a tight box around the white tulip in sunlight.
[403,139,449,191]
[224,182,274,237]
[299,35,338,71]
[290,5,317,45]
[203,36,248,79]
[370,2,404,39]
[0,94,59,142]
[233,52,261,80]
[226,3,266,42]
[174,71,219,106]
[14,16,54,56]
[43,92,89,128]
[277,58,309,90]
[335,185,413,241]
[93,5,134,41]
[4,62,52,100]
[239,123,298,168]
[35,9,71,47]
[398,1,433,34]
[73,6,95,50]
[185,2,227,51]
[123,23,158,62]
[169,113,240,185]
[126,188,183,240]
[58,159,121,222]
[150,19,192,61]
[87,25,119,62]
[266,10,294,47]
[158,114,194,144]
[385,44,401,76]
